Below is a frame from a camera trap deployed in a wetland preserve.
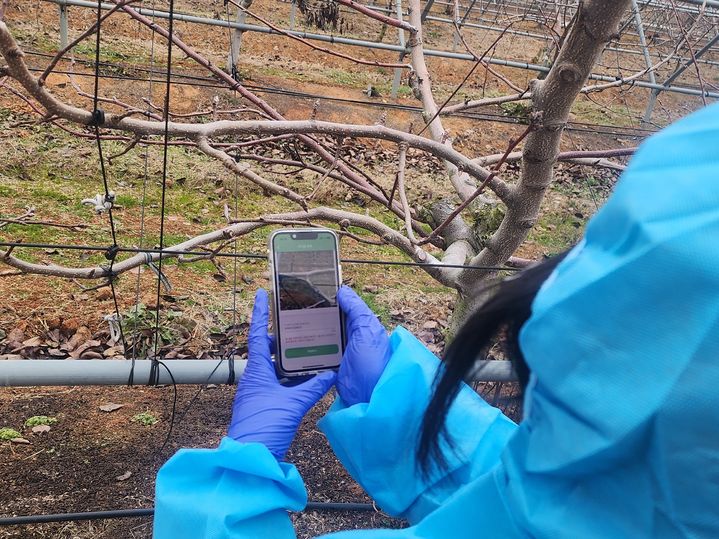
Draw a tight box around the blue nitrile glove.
[228,289,336,461]
[336,285,391,406]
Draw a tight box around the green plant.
[0,428,22,441]
[121,303,196,357]
[132,411,159,426]
[499,101,531,121]
[24,416,57,428]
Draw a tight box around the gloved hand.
[228,289,336,461]
[336,286,391,407]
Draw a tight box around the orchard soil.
[0,0,704,536]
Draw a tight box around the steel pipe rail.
[43,0,719,99]
[0,359,518,386]
[0,359,244,386]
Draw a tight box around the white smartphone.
[268,229,345,377]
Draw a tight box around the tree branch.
[462,0,632,289]
[196,137,308,209]
[0,207,461,287]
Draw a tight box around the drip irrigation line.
[19,50,663,137]
[0,502,377,526]
[16,64,658,137]
[0,241,522,272]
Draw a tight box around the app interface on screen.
[274,233,342,370]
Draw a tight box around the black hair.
[417,251,569,475]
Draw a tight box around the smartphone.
[268,229,345,377]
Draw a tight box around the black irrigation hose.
[0,502,377,526]
[0,241,522,272]
[19,50,660,138]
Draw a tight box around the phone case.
[268,229,344,378]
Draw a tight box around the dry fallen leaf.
[31,425,51,434]
[99,403,125,413]
[115,471,132,482]
[10,437,31,445]
[422,320,439,330]
[20,336,43,348]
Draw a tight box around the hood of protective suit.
[515,102,719,537]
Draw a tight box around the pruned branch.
[395,143,415,243]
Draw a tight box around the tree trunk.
[448,0,632,339]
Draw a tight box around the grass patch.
[571,99,638,128]
[0,428,22,441]
[24,415,58,428]
[131,411,159,426]
[528,211,584,254]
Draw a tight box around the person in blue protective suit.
[154,101,719,539]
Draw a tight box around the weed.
[24,416,57,428]
[132,411,158,426]
[326,69,366,87]
[0,428,22,441]
[121,303,196,357]
[500,101,531,121]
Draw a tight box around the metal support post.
[645,30,719,122]
[227,1,251,76]
[0,359,517,386]
[630,0,658,123]
[43,0,719,100]
[391,0,405,98]
[421,0,436,22]
[452,0,460,52]
[289,0,296,30]
[59,3,69,49]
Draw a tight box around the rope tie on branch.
[88,107,105,127]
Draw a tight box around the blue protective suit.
[154,102,719,538]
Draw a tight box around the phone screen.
[271,230,344,373]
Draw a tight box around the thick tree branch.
[475,147,636,171]
[407,0,485,202]
[0,207,460,287]
[0,23,509,202]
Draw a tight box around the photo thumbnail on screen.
[275,236,339,311]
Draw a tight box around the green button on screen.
[286,345,339,358]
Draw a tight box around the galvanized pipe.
[0,359,244,386]
[0,358,517,386]
[46,0,719,99]
[58,4,69,49]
